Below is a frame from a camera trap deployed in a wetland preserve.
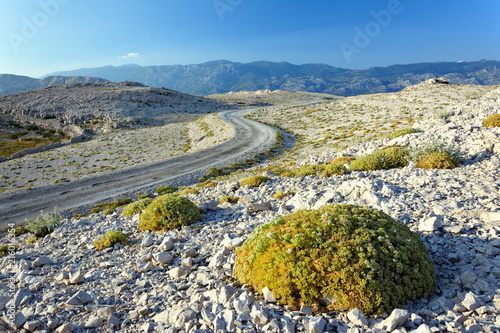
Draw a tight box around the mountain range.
[1,59,499,97]
[46,59,500,96]
[0,74,108,97]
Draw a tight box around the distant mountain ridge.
[45,59,500,96]
[0,75,108,96]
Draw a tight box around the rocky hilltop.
[48,59,500,96]
[0,75,108,97]
[0,82,499,332]
[0,81,230,127]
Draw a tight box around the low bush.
[179,187,200,195]
[483,114,500,128]
[91,197,133,214]
[24,208,62,238]
[234,204,436,315]
[320,163,347,177]
[274,190,294,199]
[349,146,408,171]
[408,141,461,169]
[156,185,178,195]
[416,152,459,169]
[94,231,129,251]
[219,196,239,204]
[240,175,270,188]
[122,198,153,217]
[138,194,202,232]
[331,156,355,165]
[386,128,420,139]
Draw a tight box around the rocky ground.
[1,82,500,332]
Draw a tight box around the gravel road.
[0,108,276,228]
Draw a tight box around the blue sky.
[1,0,499,77]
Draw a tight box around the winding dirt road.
[0,108,276,228]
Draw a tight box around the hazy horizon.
[1,0,499,77]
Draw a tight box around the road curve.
[0,108,276,228]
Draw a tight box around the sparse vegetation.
[349,146,409,171]
[408,140,461,169]
[274,190,294,199]
[234,204,436,315]
[138,194,202,232]
[179,187,200,195]
[156,184,178,195]
[386,128,420,139]
[219,196,239,204]
[94,231,129,250]
[416,152,460,169]
[240,175,270,188]
[483,114,500,128]
[331,156,355,165]
[90,197,133,214]
[122,198,153,217]
[320,163,347,177]
[24,208,62,238]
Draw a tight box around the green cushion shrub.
[234,204,435,315]
[156,184,178,195]
[122,198,153,217]
[320,163,347,177]
[349,146,408,171]
[408,141,461,169]
[416,152,459,169]
[240,175,270,188]
[94,231,128,251]
[219,196,239,204]
[138,194,201,232]
[331,156,355,165]
[483,114,500,128]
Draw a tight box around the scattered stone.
[347,307,368,326]
[169,266,186,278]
[307,316,326,333]
[376,309,409,332]
[142,234,154,247]
[33,256,52,267]
[69,271,84,284]
[300,304,313,316]
[462,292,482,311]
[262,286,277,303]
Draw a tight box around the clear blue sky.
[1,0,499,77]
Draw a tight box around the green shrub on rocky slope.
[122,198,153,217]
[138,194,201,232]
[408,141,461,169]
[349,146,409,171]
[386,128,420,139]
[483,114,500,128]
[94,231,129,251]
[240,175,270,188]
[234,204,435,315]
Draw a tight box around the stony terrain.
[0,89,327,194]
[1,82,500,332]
